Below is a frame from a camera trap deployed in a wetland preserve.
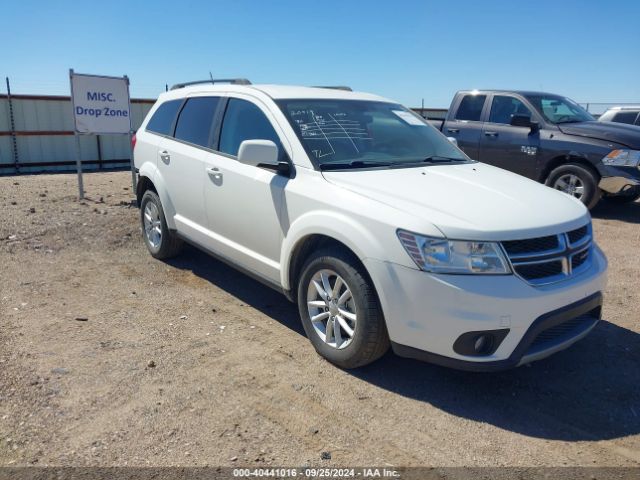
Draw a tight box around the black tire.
[602,191,640,205]
[297,246,389,369]
[545,163,601,209]
[139,190,183,259]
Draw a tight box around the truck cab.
[432,90,640,208]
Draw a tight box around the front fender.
[280,210,386,291]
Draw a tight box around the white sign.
[70,73,131,134]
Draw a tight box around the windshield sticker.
[392,110,427,126]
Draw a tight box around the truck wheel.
[297,247,389,369]
[140,190,183,259]
[545,163,601,209]
[602,191,640,204]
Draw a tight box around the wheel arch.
[136,175,157,206]
[136,162,177,230]
[281,213,385,297]
[539,153,601,184]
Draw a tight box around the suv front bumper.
[391,292,601,371]
[364,245,608,371]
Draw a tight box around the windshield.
[277,99,470,169]
[525,94,594,124]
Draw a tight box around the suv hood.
[558,121,640,149]
[323,162,589,240]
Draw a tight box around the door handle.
[206,166,223,181]
[447,128,460,133]
[159,150,171,163]
[484,131,499,137]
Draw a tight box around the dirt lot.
[0,171,639,468]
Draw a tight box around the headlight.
[397,230,511,274]
[602,149,640,168]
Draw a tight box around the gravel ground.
[0,171,638,468]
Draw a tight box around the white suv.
[133,79,608,370]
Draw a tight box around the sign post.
[69,70,133,199]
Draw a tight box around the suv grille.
[501,223,592,286]
[568,225,588,244]
[502,235,558,255]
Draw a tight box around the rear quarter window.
[146,99,183,136]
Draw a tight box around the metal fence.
[2,89,637,175]
[0,93,154,175]
[578,102,640,117]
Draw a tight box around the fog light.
[473,334,494,354]
[453,329,509,357]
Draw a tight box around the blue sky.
[2,0,639,107]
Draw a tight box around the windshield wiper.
[388,156,463,168]
[422,155,462,163]
[320,160,392,171]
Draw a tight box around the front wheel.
[297,247,389,369]
[545,163,601,209]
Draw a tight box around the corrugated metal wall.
[0,94,154,174]
[1,93,447,175]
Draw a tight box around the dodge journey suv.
[133,79,608,371]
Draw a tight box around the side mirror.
[237,140,279,167]
[447,136,458,147]
[510,114,539,132]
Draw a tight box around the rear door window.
[454,95,487,121]
[146,99,182,136]
[174,97,220,148]
[489,96,533,124]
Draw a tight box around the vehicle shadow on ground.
[166,245,305,336]
[168,245,640,443]
[352,320,640,442]
[591,199,640,223]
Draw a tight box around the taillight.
[131,132,137,150]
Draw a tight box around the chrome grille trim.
[502,223,593,286]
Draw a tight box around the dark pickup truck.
[429,90,640,208]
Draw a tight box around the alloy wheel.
[306,269,357,349]
[554,174,585,200]
[143,201,162,249]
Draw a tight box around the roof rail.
[312,85,353,92]
[170,78,252,90]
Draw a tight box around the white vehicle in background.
[132,79,607,371]
[598,106,640,126]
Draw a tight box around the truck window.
[454,95,486,121]
[612,111,639,125]
[489,96,533,124]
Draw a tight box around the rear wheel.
[545,163,601,209]
[140,190,183,259]
[297,247,389,369]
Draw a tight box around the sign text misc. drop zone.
[70,73,131,134]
